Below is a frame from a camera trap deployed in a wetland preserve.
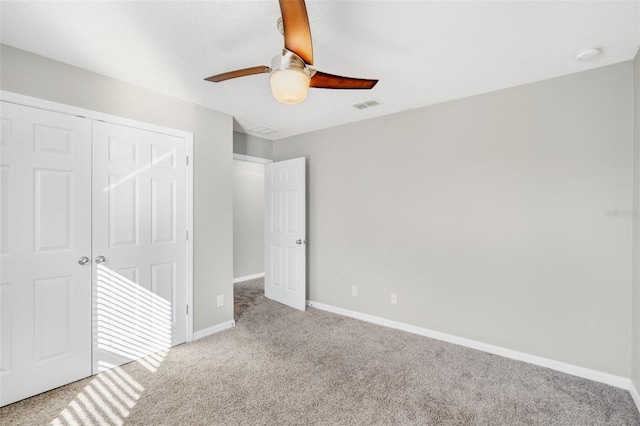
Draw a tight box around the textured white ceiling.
[1,1,639,140]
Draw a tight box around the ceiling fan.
[204,0,378,105]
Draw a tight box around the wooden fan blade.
[310,71,378,89]
[279,0,313,65]
[204,66,270,83]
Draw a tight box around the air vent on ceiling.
[352,99,382,110]
[249,126,277,135]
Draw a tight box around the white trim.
[631,381,640,414]
[233,153,273,164]
[233,272,265,283]
[0,90,196,343]
[192,320,236,341]
[185,135,195,342]
[0,91,191,138]
[306,300,631,390]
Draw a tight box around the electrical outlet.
[352,285,358,296]
[217,294,224,307]
[391,293,397,305]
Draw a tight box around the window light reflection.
[50,264,173,425]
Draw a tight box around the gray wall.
[233,160,265,279]
[632,49,640,390]
[233,132,273,160]
[0,44,234,332]
[274,62,634,377]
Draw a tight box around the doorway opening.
[233,154,271,320]
[232,154,307,314]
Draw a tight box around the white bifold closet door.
[0,102,188,406]
[0,103,93,406]
[91,121,187,372]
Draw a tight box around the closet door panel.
[0,102,92,407]
[92,121,187,372]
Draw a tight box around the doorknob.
[95,255,107,264]
[78,256,90,265]
[296,239,306,245]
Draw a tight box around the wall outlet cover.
[217,294,224,307]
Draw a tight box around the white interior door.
[264,157,306,311]
[0,102,92,406]
[91,121,187,372]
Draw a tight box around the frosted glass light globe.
[270,68,310,105]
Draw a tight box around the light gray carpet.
[2,278,639,425]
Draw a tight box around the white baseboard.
[192,320,235,341]
[631,381,640,414]
[233,273,265,284]
[306,300,630,390]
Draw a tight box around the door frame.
[233,153,273,165]
[0,90,196,342]
[232,153,272,285]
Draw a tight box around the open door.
[264,157,306,311]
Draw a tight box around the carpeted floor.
[2,278,639,425]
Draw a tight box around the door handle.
[78,256,90,265]
[95,255,107,264]
[296,239,307,245]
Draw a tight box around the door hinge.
[186,230,189,240]
[186,304,189,315]
[186,156,189,166]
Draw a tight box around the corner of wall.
[233,131,274,160]
[631,47,640,395]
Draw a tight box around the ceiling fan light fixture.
[204,1,379,103]
[270,51,311,105]
[270,68,310,104]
